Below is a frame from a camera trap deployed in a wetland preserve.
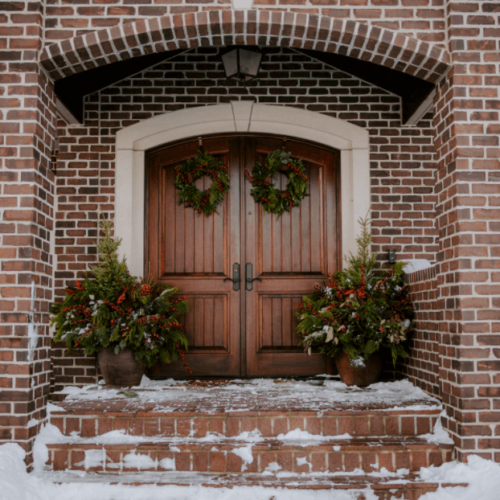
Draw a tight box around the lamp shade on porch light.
[221,47,262,82]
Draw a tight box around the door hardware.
[245,263,262,291]
[224,262,240,291]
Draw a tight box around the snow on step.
[34,379,463,500]
[45,436,453,474]
[50,378,442,439]
[39,470,468,500]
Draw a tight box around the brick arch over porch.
[40,10,450,83]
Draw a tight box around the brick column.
[434,0,500,462]
[0,1,57,466]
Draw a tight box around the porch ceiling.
[298,49,435,125]
[55,46,435,125]
[54,50,184,123]
[44,11,450,124]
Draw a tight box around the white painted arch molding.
[115,102,370,276]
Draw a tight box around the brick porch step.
[46,437,452,474]
[44,470,467,500]
[50,407,441,439]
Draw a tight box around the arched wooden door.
[146,134,341,378]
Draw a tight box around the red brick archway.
[40,10,450,83]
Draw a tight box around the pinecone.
[264,176,272,185]
[314,282,323,294]
[280,163,290,171]
[281,191,290,198]
[187,173,194,184]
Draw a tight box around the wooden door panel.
[181,294,228,351]
[146,136,241,377]
[161,153,227,276]
[260,161,324,275]
[259,295,302,350]
[245,136,340,377]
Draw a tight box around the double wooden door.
[146,134,340,377]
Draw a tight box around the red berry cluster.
[140,283,152,297]
[74,326,95,347]
[306,301,329,324]
[196,193,210,213]
[171,295,189,304]
[103,299,133,317]
[138,314,159,326]
[175,343,193,374]
[244,168,268,187]
[289,164,309,182]
[213,172,225,193]
[175,165,188,184]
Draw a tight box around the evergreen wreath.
[174,151,230,216]
[245,150,309,217]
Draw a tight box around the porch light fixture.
[220,47,262,83]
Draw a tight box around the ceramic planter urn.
[334,351,382,388]
[97,348,145,387]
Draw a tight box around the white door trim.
[115,102,370,276]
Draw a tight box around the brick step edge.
[50,410,441,439]
[46,438,453,474]
[44,472,468,500]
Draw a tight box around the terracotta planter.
[97,348,145,387]
[334,351,382,388]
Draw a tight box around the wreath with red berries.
[245,150,309,217]
[174,151,230,216]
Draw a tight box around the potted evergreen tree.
[296,217,414,387]
[51,219,191,386]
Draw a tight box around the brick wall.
[432,0,500,463]
[0,1,57,467]
[51,46,437,388]
[400,266,440,398]
[2,0,499,467]
[43,0,446,47]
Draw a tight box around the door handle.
[246,263,262,291]
[224,262,240,291]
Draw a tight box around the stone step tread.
[46,436,453,452]
[42,470,468,492]
[52,401,442,417]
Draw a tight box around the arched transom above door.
[115,102,370,277]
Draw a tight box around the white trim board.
[115,102,370,276]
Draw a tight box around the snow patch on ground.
[418,455,500,500]
[8,442,500,500]
[0,444,49,500]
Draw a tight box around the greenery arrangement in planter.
[296,217,414,387]
[51,219,191,386]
